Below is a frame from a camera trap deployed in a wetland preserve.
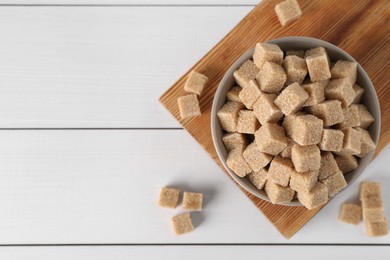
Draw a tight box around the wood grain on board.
[160,0,390,238]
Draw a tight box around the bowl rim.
[210,36,381,206]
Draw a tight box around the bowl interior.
[211,36,381,206]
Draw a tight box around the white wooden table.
[0,0,388,258]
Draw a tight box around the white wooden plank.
[0,130,388,244]
[0,0,259,5]
[0,6,251,128]
[0,246,389,260]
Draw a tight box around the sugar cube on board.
[274,0,302,27]
[184,70,208,96]
[178,94,201,119]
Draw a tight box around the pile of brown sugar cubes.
[158,187,203,235]
[339,182,388,237]
[217,42,376,209]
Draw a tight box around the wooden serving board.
[160,0,390,238]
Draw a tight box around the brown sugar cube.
[362,196,385,222]
[306,100,344,127]
[356,128,376,158]
[255,123,288,155]
[253,42,284,68]
[286,49,305,58]
[365,218,388,237]
[282,112,305,137]
[226,86,242,103]
[334,154,358,174]
[233,60,260,88]
[318,151,340,180]
[239,80,263,109]
[331,60,357,84]
[274,82,309,115]
[280,137,295,158]
[338,203,362,225]
[282,55,308,85]
[237,110,260,134]
[253,93,283,124]
[289,114,323,146]
[183,192,203,211]
[352,84,364,104]
[158,187,180,209]
[243,142,273,172]
[222,132,247,151]
[291,144,321,172]
[274,0,302,26]
[268,156,295,187]
[226,147,252,177]
[356,104,375,129]
[184,71,208,96]
[297,182,329,209]
[217,101,244,132]
[325,78,355,108]
[338,105,360,128]
[247,168,268,190]
[306,52,331,82]
[302,81,325,107]
[304,47,328,58]
[334,127,361,156]
[319,129,344,152]
[256,62,287,94]
[178,94,201,119]
[320,170,347,198]
[360,182,381,200]
[265,181,295,204]
[171,213,194,235]
[290,170,319,192]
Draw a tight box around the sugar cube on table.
[290,170,318,192]
[365,218,389,237]
[297,182,329,210]
[359,181,381,200]
[226,86,242,103]
[253,93,283,124]
[184,70,208,96]
[319,128,344,152]
[306,51,331,82]
[338,203,362,225]
[274,82,309,115]
[289,114,323,146]
[291,144,321,172]
[255,123,288,155]
[233,60,260,88]
[356,104,375,129]
[362,196,385,222]
[352,84,364,104]
[237,110,260,134]
[178,94,201,119]
[222,132,247,151]
[325,78,355,108]
[247,168,268,190]
[265,181,295,204]
[331,60,357,84]
[226,147,252,177]
[302,80,326,107]
[320,170,347,198]
[282,55,308,85]
[274,0,302,27]
[286,49,305,58]
[356,128,376,158]
[334,127,361,156]
[306,100,344,127]
[268,156,295,187]
[256,62,287,94]
[243,142,273,172]
[239,80,263,109]
[334,154,358,174]
[318,151,340,180]
[158,187,180,209]
[253,42,284,68]
[217,101,244,132]
[171,213,194,235]
[183,192,203,211]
